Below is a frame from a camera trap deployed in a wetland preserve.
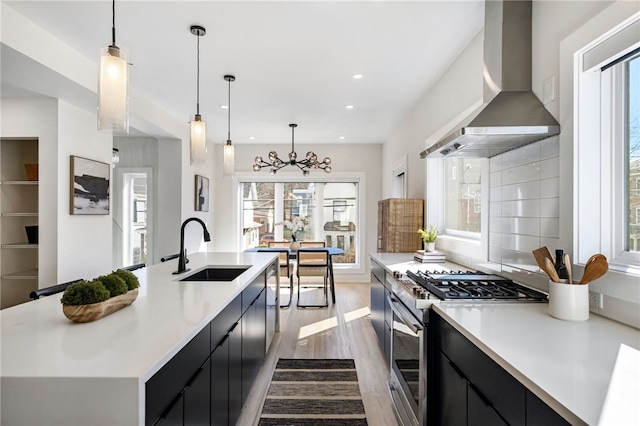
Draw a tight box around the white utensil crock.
[548,280,589,321]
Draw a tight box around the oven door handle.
[387,295,423,334]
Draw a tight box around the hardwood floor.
[237,282,399,426]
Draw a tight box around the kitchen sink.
[180,266,250,282]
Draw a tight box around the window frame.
[236,171,366,275]
[575,12,640,273]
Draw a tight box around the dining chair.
[299,241,325,247]
[267,242,296,308]
[296,248,330,308]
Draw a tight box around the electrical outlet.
[589,291,604,310]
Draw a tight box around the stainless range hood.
[420,0,559,159]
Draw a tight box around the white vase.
[425,242,436,252]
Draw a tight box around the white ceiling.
[3,1,484,145]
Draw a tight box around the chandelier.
[252,124,331,176]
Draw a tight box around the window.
[576,13,640,271]
[240,180,359,266]
[444,158,482,235]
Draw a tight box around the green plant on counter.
[98,274,128,297]
[60,270,140,306]
[60,280,110,306]
[418,224,438,243]
[113,269,140,290]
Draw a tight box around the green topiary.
[113,269,140,290]
[60,280,110,306]
[99,274,128,297]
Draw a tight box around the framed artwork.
[195,175,209,212]
[70,155,110,215]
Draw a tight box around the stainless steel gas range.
[387,269,547,426]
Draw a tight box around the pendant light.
[98,0,129,133]
[223,75,236,176]
[190,25,207,165]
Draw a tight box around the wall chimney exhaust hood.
[420,0,559,159]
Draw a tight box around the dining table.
[244,246,344,304]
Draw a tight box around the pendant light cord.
[111,0,116,47]
[227,78,231,140]
[196,33,201,116]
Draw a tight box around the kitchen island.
[370,252,640,426]
[0,252,279,426]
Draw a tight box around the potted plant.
[418,225,438,252]
[61,270,140,323]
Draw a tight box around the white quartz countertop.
[1,251,277,382]
[370,252,640,426]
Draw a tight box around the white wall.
[57,100,113,281]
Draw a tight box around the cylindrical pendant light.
[98,0,129,133]
[190,25,207,165]
[223,75,235,176]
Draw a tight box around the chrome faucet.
[173,217,211,274]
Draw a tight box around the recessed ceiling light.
[339,136,345,140]
[249,136,255,140]
[220,105,229,109]
[345,105,354,110]
[353,74,363,79]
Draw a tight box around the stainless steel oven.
[386,268,548,426]
[388,294,427,426]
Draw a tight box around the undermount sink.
[180,266,250,282]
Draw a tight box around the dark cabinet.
[147,261,273,426]
[228,322,242,424]
[146,324,211,426]
[370,259,391,366]
[435,351,467,426]
[155,392,184,426]
[242,287,266,405]
[184,358,211,425]
[432,313,569,426]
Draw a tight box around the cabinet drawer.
[145,324,211,426]
[371,260,385,285]
[435,315,525,425]
[211,294,241,348]
[242,272,265,313]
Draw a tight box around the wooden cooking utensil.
[564,253,573,283]
[543,257,560,282]
[580,255,608,284]
[533,246,554,271]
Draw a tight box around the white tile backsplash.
[502,217,541,235]
[540,218,560,238]
[501,199,541,217]
[502,162,541,185]
[540,136,560,159]
[541,157,559,179]
[540,177,560,198]
[540,197,560,218]
[489,139,561,274]
[490,170,502,187]
[502,180,541,201]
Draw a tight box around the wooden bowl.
[63,289,138,323]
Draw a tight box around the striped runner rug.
[258,358,368,426]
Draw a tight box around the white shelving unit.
[1,139,39,309]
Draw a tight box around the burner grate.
[406,270,547,301]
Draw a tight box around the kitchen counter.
[0,251,278,426]
[370,252,640,425]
